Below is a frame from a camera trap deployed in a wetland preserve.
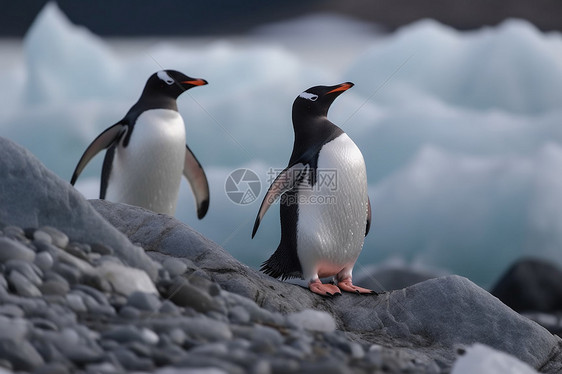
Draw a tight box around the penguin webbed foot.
[338,278,376,295]
[309,279,342,297]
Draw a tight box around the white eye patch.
[299,92,318,101]
[157,70,175,85]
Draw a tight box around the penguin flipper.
[183,144,210,219]
[70,123,126,185]
[365,196,372,236]
[251,163,308,238]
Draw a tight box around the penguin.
[70,70,209,219]
[252,82,374,297]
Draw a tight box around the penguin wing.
[70,123,126,185]
[183,144,210,219]
[366,196,372,236]
[251,162,308,238]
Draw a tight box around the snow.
[2,3,562,288]
[451,344,539,374]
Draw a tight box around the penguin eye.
[299,92,318,101]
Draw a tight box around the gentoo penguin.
[70,70,209,218]
[252,82,374,296]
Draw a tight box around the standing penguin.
[70,70,209,218]
[252,82,374,296]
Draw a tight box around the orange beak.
[181,79,208,86]
[326,82,354,94]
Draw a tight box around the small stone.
[162,258,188,277]
[34,362,71,374]
[167,276,220,313]
[39,279,70,296]
[127,291,162,312]
[228,305,251,324]
[39,227,69,249]
[168,328,187,345]
[8,270,42,297]
[2,226,24,239]
[180,316,233,342]
[0,237,36,263]
[84,362,121,374]
[112,347,155,371]
[64,244,90,261]
[287,309,336,332]
[0,339,44,371]
[33,230,53,245]
[5,259,43,286]
[159,300,181,315]
[0,316,28,341]
[34,251,54,271]
[140,328,159,345]
[0,274,7,292]
[97,262,157,296]
[0,305,23,318]
[90,243,114,256]
[52,262,82,285]
[102,325,146,344]
[66,293,88,313]
[119,306,141,319]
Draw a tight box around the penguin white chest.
[106,109,186,215]
[296,133,368,279]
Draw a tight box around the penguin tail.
[260,245,302,281]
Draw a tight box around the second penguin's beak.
[326,82,354,95]
[181,79,208,87]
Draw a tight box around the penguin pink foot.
[337,278,376,294]
[309,279,342,297]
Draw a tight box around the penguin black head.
[141,70,208,100]
[292,82,354,119]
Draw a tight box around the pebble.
[0,237,36,263]
[162,257,188,277]
[34,251,54,271]
[39,227,69,249]
[96,261,157,296]
[229,305,251,324]
[0,339,44,371]
[8,270,42,297]
[119,305,141,319]
[0,304,24,318]
[5,259,43,286]
[66,293,88,313]
[33,230,53,245]
[40,279,70,296]
[127,291,162,312]
[287,309,336,332]
[167,276,220,313]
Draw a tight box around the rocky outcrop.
[1,135,562,373]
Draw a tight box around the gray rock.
[127,291,162,312]
[102,325,157,345]
[0,237,36,263]
[228,305,251,324]
[5,259,43,286]
[93,200,562,373]
[0,316,28,341]
[166,276,220,313]
[0,305,24,318]
[34,251,54,271]
[39,279,70,296]
[0,137,159,280]
[40,226,69,249]
[119,305,141,319]
[162,257,188,277]
[0,339,44,371]
[66,293,88,313]
[8,269,42,297]
[287,309,336,332]
[33,229,53,245]
[112,347,155,370]
[96,261,157,296]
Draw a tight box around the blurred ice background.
[2,2,562,289]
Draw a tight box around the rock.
[355,264,442,292]
[491,258,562,313]
[166,276,220,313]
[451,343,539,374]
[93,200,562,373]
[0,137,159,280]
[287,309,336,332]
[0,237,36,263]
[34,251,54,271]
[162,257,188,277]
[126,291,162,312]
[39,226,69,249]
[8,270,42,297]
[0,316,28,341]
[96,261,157,296]
[40,279,70,296]
[0,339,44,371]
